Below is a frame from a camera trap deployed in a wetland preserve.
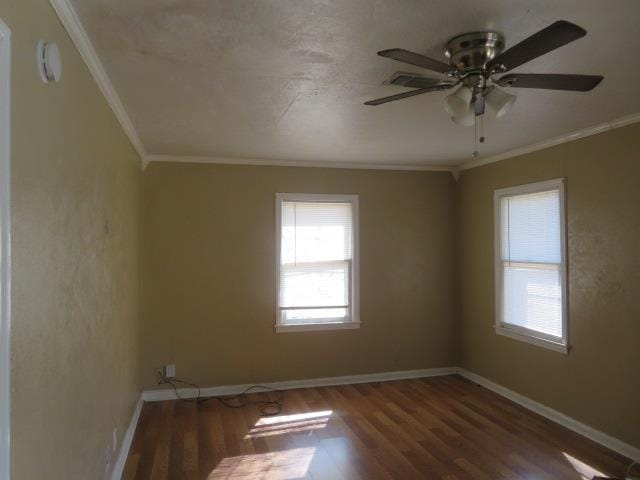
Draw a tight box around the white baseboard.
[141,367,458,402]
[135,366,639,466]
[110,395,144,480]
[457,368,640,463]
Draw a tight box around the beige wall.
[141,163,456,388]
[457,123,640,449]
[1,1,141,479]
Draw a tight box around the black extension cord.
[157,372,283,416]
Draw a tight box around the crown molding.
[49,0,146,164]
[143,154,456,173]
[457,112,640,171]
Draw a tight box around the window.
[275,193,359,332]
[494,179,568,353]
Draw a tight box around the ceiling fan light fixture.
[486,86,516,118]
[451,106,475,126]
[444,86,472,117]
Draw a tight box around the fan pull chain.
[472,110,486,158]
[473,112,479,157]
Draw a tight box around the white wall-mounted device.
[36,40,61,83]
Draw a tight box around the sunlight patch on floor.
[245,410,332,439]
[563,452,609,479]
[207,447,316,479]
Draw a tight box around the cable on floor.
[156,371,283,416]
[201,384,284,416]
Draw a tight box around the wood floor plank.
[124,375,634,480]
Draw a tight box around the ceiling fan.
[364,20,603,133]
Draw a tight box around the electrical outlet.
[112,427,117,455]
[164,364,176,379]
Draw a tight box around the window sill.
[275,321,361,333]
[494,325,569,354]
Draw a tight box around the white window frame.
[275,193,360,333]
[494,178,568,354]
[0,17,10,480]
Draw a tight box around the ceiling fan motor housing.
[444,31,505,73]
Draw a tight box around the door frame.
[0,16,11,480]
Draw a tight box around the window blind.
[279,201,353,324]
[500,189,563,338]
[501,190,561,264]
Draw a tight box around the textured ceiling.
[71,0,640,167]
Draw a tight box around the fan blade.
[391,74,452,89]
[378,48,452,74]
[364,84,453,106]
[488,20,586,73]
[497,73,603,91]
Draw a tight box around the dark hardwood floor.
[123,375,634,479]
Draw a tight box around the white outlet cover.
[165,364,176,378]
